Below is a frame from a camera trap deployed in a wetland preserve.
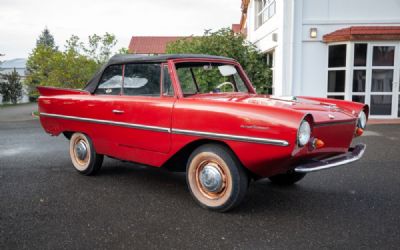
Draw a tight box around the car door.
[81,64,125,156]
[111,63,175,157]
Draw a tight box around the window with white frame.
[369,45,396,115]
[265,51,274,94]
[327,44,347,100]
[351,43,368,104]
[327,42,398,117]
[255,0,276,29]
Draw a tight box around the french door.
[352,43,400,118]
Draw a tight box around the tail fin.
[37,86,90,96]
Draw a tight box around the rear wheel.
[69,132,103,175]
[268,172,306,186]
[186,144,248,212]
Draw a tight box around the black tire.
[69,132,103,176]
[268,171,306,186]
[186,144,248,212]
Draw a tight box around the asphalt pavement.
[0,103,37,122]
[0,119,399,249]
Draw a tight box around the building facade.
[243,0,400,118]
[0,58,29,104]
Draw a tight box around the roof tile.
[323,26,400,43]
[128,36,187,54]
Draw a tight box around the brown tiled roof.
[232,24,241,34]
[323,26,400,43]
[128,36,187,54]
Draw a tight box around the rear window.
[95,65,123,95]
[123,64,161,97]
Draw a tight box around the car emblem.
[240,125,269,130]
[328,114,335,119]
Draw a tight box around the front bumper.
[294,143,366,173]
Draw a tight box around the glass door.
[368,44,399,118]
[397,65,400,117]
[396,48,400,117]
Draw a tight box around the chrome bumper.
[294,144,366,173]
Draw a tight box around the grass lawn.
[32,111,40,117]
[0,102,34,108]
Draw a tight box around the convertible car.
[38,54,368,212]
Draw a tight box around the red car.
[38,54,368,212]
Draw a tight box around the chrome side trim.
[313,119,357,127]
[40,112,171,133]
[41,112,290,146]
[171,128,290,146]
[294,143,366,173]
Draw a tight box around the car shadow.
[93,158,367,216]
[99,159,187,187]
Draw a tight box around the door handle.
[112,109,125,114]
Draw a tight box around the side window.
[234,73,248,92]
[191,67,225,92]
[176,67,197,95]
[162,65,174,96]
[95,65,123,95]
[123,64,161,96]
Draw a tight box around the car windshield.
[175,62,249,96]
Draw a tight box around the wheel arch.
[62,131,74,140]
[162,139,243,172]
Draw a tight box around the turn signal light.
[355,128,364,137]
[312,138,325,149]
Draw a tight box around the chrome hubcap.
[75,140,87,161]
[199,165,223,193]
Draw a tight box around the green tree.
[0,69,23,104]
[46,49,98,89]
[26,45,59,98]
[82,33,118,64]
[64,33,119,63]
[36,27,57,50]
[65,35,82,53]
[26,32,118,97]
[167,28,272,93]
[117,47,130,54]
[26,45,98,93]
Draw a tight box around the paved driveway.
[0,120,399,249]
[0,103,37,122]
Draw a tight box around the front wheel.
[69,132,103,175]
[186,144,248,212]
[268,172,306,186]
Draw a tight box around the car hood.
[187,93,358,124]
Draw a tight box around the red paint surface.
[37,58,367,178]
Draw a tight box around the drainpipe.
[291,0,303,96]
[282,0,296,96]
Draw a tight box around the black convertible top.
[84,54,235,93]
[108,54,234,64]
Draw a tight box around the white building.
[241,0,400,118]
[0,58,29,104]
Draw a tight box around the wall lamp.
[310,28,318,38]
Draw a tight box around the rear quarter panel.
[38,94,111,146]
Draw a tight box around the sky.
[0,0,241,61]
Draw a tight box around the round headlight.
[357,111,367,129]
[298,120,311,147]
